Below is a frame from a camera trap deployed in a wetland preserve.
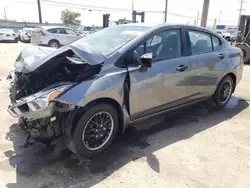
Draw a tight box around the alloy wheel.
[50,43,58,48]
[82,111,114,151]
[219,80,232,103]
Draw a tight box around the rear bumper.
[0,36,16,41]
[235,59,243,86]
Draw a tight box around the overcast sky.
[0,0,248,26]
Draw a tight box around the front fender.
[57,69,128,108]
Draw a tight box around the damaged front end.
[7,43,105,145]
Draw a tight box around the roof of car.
[113,23,214,31]
[0,28,14,32]
[38,25,74,30]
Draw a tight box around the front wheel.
[71,103,119,159]
[213,75,234,108]
[225,37,230,42]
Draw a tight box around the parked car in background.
[7,24,243,159]
[77,26,96,36]
[216,30,231,41]
[20,28,33,43]
[0,28,18,43]
[31,26,82,48]
[231,31,241,43]
[16,30,22,41]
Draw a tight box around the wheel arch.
[48,39,60,46]
[226,72,236,92]
[68,97,125,138]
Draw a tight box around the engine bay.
[12,50,102,101]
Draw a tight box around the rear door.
[186,29,227,101]
[64,28,81,44]
[51,28,68,45]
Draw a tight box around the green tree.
[61,9,81,25]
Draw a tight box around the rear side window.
[48,28,65,34]
[188,30,212,54]
[212,35,221,50]
[47,29,56,33]
[65,29,77,35]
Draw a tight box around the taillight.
[40,30,46,36]
[240,51,244,57]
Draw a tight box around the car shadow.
[4,96,249,188]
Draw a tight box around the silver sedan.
[8,24,243,158]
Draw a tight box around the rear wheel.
[213,75,234,108]
[71,103,119,159]
[237,44,250,64]
[48,40,60,48]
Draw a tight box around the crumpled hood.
[14,42,106,73]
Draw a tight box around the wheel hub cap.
[219,81,232,103]
[82,111,114,151]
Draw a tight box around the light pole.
[190,8,199,26]
[37,0,42,23]
[132,0,134,21]
[4,7,7,21]
[237,0,245,28]
[164,0,168,22]
[201,0,210,27]
[218,11,222,24]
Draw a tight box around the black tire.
[48,40,60,48]
[237,44,250,64]
[225,37,230,42]
[71,103,119,159]
[14,38,18,43]
[213,75,234,109]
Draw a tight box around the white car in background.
[20,28,34,43]
[77,26,96,36]
[216,30,231,41]
[16,30,22,41]
[0,28,18,43]
[31,26,83,48]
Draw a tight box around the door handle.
[176,65,188,72]
[218,54,225,59]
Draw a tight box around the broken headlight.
[27,86,70,111]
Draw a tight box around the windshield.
[73,25,151,56]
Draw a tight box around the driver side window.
[133,29,182,62]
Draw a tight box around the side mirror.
[140,53,153,68]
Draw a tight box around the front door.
[128,29,191,120]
